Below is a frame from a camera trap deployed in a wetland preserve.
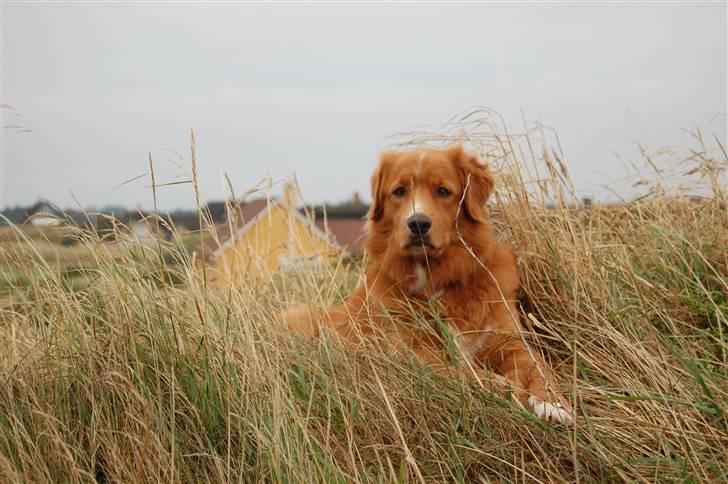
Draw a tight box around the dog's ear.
[449,145,494,223]
[368,151,397,222]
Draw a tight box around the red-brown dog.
[284,145,573,424]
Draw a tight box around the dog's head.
[366,145,493,259]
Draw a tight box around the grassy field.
[1,112,726,482]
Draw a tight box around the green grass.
[1,111,726,482]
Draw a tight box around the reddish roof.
[236,198,270,225]
[315,218,367,253]
[201,198,271,255]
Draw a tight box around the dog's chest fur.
[404,263,492,359]
[406,263,445,300]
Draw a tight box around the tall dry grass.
[1,109,726,482]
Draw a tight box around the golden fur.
[283,145,573,424]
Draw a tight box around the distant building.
[314,217,366,253]
[22,200,64,227]
[202,186,366,285]
[125,212,173,241]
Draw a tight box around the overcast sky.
[2,2,726,211]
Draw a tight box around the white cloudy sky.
[2,2,726,211]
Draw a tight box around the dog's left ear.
[449,145,494,223]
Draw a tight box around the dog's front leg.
[282,304,363,340]
[282,286,369,342]
[281,304,320,337]
[480,303,574,425]
[485,336,573,425]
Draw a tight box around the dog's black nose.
[407,214,432,236]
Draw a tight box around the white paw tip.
[528,396,574,426]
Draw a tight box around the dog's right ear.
[368,151,396,222]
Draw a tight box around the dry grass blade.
[0,109,726,482]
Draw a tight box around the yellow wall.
[210,204,338,285]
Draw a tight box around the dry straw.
[0,108,726,482]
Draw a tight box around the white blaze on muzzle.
[408,191,425,218]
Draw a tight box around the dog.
[283,145,573,425]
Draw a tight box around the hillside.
[1,113,726,482]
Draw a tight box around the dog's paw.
[281,306,318,338]
[280,306,319,338]
[528,396,574,426]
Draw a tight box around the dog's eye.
[393,186,406,197]
[436,187,451,198]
